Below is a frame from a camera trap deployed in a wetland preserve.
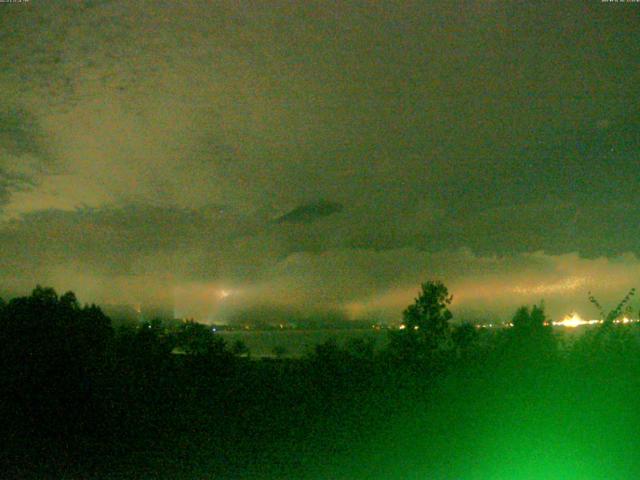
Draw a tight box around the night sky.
[1,1,639,322]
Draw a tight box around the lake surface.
[218,329,388,357]
[218,325,599,358]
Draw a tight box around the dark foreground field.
[3,287,640,479]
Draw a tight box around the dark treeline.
[2,282,640,479]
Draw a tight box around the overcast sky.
[1,0,639,322]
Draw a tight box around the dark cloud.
[275,200,343,224]
[0,1,638,321]
[0,167,34,208]
[0,106,50,210]
[0,107,47,158]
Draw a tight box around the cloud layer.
[1,1,638,322]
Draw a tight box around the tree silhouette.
[177,320,227,357]
[451,322,479,356]
[512,304,547,335]
[0,286,114,444]
[231,339,250,357]
[345,336,376,361]
[588,288,636,324]
[577,288,638,365]
[406,281,453,337]
[506,303,556,364]
[389,280,454,361]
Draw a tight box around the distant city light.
[461,313,639,330]
[551,313,637,328]
[552,313,597,328]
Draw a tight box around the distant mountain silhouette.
[275,200,343,224]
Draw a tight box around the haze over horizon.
[1,1,639,323]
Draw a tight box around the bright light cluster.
[552,313,637,328]
[458,313,639,330]
[552,313,600,328]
